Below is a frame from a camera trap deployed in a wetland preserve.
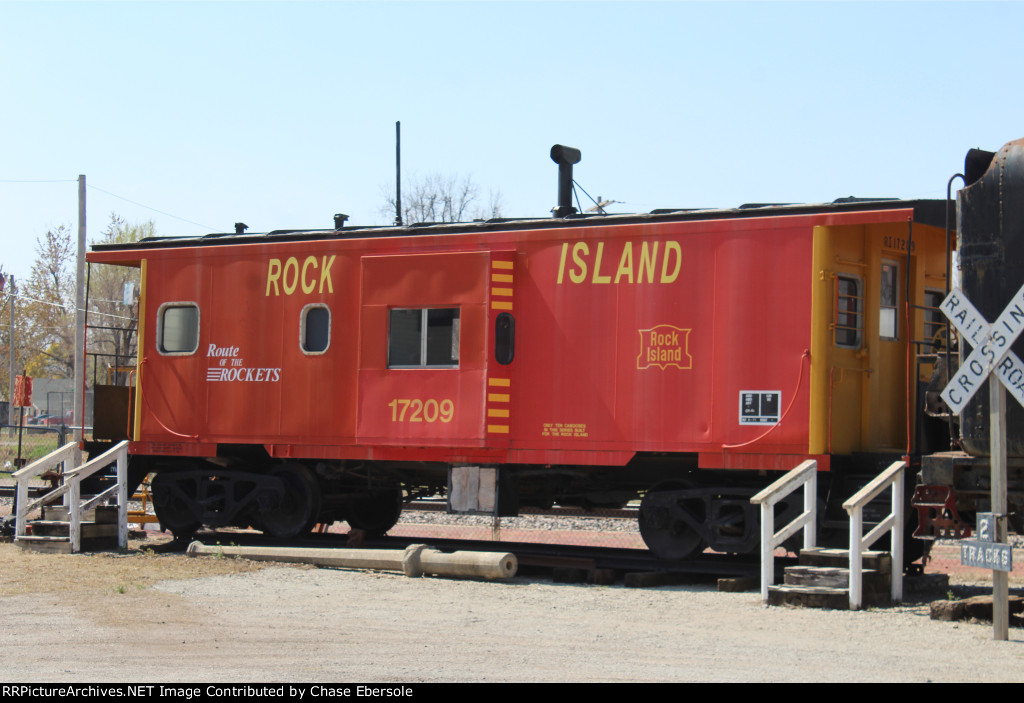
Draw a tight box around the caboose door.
[871,256,909,451]
[355,250,516,452]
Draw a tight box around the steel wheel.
[260,463,322,539]
[151,472,202,537]
[346,489,403,534]
[638,480,706,561]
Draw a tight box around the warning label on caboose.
[739,391,780,425]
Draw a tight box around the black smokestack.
[550,145,581,218]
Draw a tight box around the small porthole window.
[158,303,199,355]
[302,305,330,354]
[495,312,515,365]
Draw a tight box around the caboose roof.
[89,197,952,258]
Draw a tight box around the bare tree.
[0,216,149,395]
[380,173,503,225]
[87,215,148,386]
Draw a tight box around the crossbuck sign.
[940,282,1024,413]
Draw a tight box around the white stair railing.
[750,459,818,604]
[13,442,77,539]
[13,441,130,552]
[842,460,905,610]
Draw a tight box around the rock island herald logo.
[637,325,692,370]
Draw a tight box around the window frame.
[834,274,864,350]
[300,303,331,355]
[880,259,899,341]
[156,301,200,356]
[387,306,460,369]
[923,288,946,352]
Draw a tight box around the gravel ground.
[3,559,1024,683]
[4,503,1024,682]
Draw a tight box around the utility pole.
[7,274,13,434]
[73,175,86,445]
[585,196,621,215]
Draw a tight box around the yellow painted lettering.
[282,257,299,295]
[592,242,612,284]
[615,242,634,284]
[556,242,568,284]
[301,256,318,294]
[569,242,589,284]
[639,242,659,283]
[266,259,282,296]
[660,241,682,283]
[319,255,335,294]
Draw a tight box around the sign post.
[13,374,31,469]
[940,286,1019,640]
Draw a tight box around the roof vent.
[550,145,581,218]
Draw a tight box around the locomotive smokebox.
[957,137,1024,456]
[551,144,582,218]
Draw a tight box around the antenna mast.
[394,121,402,226]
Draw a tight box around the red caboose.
[87,153,951,559]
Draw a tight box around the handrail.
[14,440,130,552]
[14,443,78,539]
[842,459,905,609]
[750,459,818,604]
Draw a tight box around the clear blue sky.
[2,0,1022,282]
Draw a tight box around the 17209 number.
[388,398,454,423]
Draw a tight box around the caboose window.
[158,303,199,354]
[835,275,863,348]
[388,307,460,368]
[880,261,899,341]
[923,289,946,351]
[302,304,330,354]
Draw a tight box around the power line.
[87,184,220,232]
[3,177,221,232]
[0,178,76,183]
[9,292,135,322]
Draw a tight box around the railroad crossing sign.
[939,282,1021,642]
[939,282,1024,413]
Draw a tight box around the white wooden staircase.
[12,441,129,554]
[751,459,906,610]
[766,547,894,609]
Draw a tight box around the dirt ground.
[3,531,1024,683]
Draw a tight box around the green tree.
[19,224,76,381]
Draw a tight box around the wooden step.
[767,584,852,610]
[29,520,119,539]
[783,565,868,588]
[15,535,74,554]
[16,532,119,553]
[798,547,892,573]
[784,564,890,600]
[768,581,893,609]
[42,505,118,524]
